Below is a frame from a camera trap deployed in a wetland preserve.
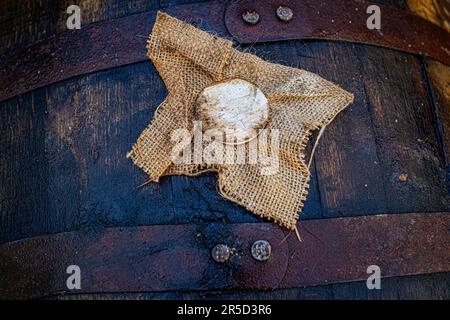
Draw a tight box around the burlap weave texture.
[128,12,354,230]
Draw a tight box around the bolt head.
[242,10,260,25]
[251,240,272,261]
[276,6,293,22]
[211,244,231,263]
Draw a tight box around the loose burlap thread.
[128,12,354,230]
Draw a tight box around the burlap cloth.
[128,12,354,230]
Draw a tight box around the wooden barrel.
[1,0,449,299]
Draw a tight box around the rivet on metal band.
[251,240,272,261]
[211,244,231,263]
[242,10,260,25]
[276,6,294,22]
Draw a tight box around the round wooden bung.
[251,240,272,262]
[211,244,231,263]
[195,79,269,144]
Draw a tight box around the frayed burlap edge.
[128,12,354,230]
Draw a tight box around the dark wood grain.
[251,39,449,218]
[305,42,390,218]
[47,272,450,300]
[424,60,450,190]
[359,47,449,212]
[0,0,448,300]
[0,92,50,242]
[0,61,263,244]
[0,0,159,58]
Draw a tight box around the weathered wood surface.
[0,0,159,58]
[0,0,449,299]
[411,0,450,193]
[47,273,450,300]
[426,60,450,173]
[406,0,450,32]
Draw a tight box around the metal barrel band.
[225,0,450,63]
[1,0,449,102]
[0,212,449,299]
